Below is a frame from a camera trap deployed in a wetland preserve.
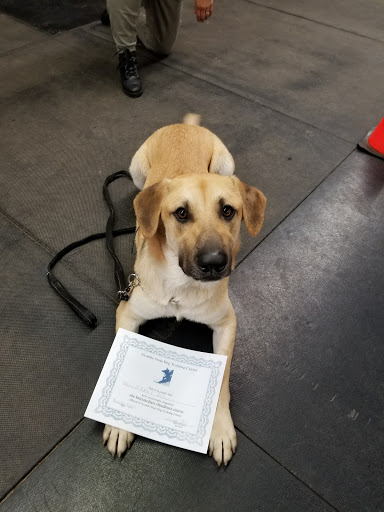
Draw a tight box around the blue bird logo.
[157,368,174,384]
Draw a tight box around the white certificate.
[85,328,226,453]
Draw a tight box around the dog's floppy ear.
[234,177,266,236]
[133,181,165,238]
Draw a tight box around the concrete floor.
[1,1,383,511]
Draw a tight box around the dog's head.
[133,174,266,282]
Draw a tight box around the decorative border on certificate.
[95,335,223,446]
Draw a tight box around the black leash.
[46,171,136,329]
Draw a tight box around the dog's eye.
[222,205,235,220]
[174,207,188,222]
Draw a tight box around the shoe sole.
[122,88,143,98]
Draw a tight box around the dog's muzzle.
[180,244,232,281]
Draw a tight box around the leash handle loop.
[47,271,98,328]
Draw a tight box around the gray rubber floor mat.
[1,419,334,512]
[248,0,384,42]
[0,13,49,54]
[226,151,383,512]
[165,0,384,141]
[0,213,118,498]
[0,28,353,300]
[0,0,105,33]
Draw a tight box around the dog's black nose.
[197,249,228,275]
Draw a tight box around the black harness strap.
[46,171,136,329]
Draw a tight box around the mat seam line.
[245,0,384,45]
[0,26,60,57]
[0,36,55,57]
[235,146,356,268]
[0,419,85,505]
[158,59,357,145]
[22,19,364,146]
[0,206,119,305]
[0,9,50,32]
[235,426,341,512]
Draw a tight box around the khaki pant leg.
[107,0,142,52]
[137,0,183,56]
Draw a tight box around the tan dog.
[103,115,266,466]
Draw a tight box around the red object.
[368,117,384,154]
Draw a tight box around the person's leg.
[137,0,183,56]
[107,0,141,51]
[107,0,143,97]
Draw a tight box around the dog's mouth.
[196,273,229,282]
[180,265,231,282]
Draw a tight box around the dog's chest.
[140,280,214,323]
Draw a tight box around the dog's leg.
[209,305,237,466]
[103,300,144,457]
[129,141,151,190]
[209,135,235,177]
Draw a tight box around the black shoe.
[118,50,143,98]
[100,9,110,26]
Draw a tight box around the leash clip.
[118,273,141,301]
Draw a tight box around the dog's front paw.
[208,409,237,466]
[103,425,135,457]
